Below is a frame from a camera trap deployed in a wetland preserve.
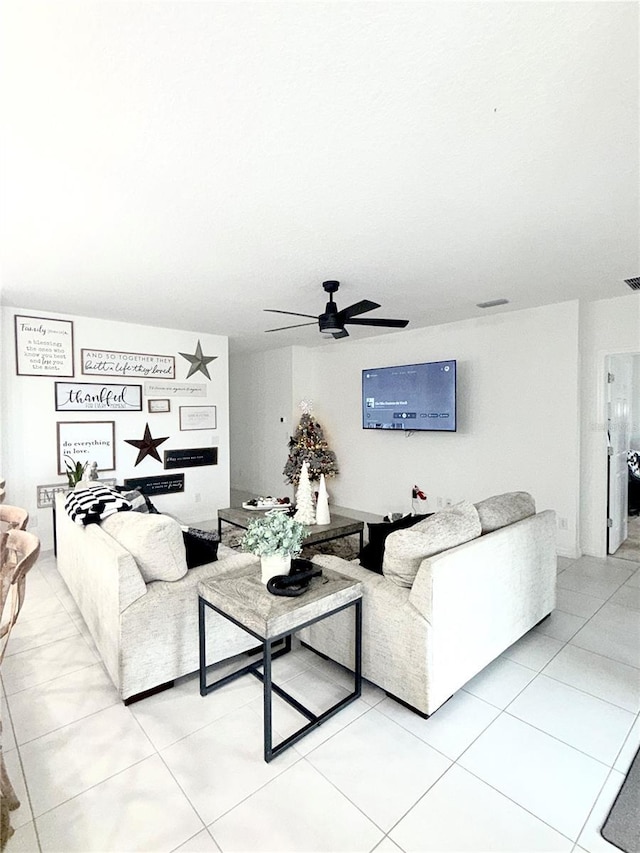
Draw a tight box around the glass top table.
[217,506,364,552]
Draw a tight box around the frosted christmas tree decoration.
[283,411,339,485]
[294,460,316,525]
[315,474,331,525]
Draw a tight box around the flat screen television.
[362,360,456,431]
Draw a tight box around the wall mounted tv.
[362,360,457,432]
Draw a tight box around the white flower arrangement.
[241,510,308,557]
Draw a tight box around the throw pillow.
[359,514,426,573]
[474,491,536,534]
[114,488,149,513]
[382,501,481,588]
[182,527,219,569]
[101,512,188,583]
[64,486,132,526]
[115,486,160,514]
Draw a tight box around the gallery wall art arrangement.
[4,308,230,547]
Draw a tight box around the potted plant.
[241,510,308,584]
[64,455,89,488]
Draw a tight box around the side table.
[198,566,362,762]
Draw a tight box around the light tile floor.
[2,551,639,853]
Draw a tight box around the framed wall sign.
[15,315,74,377]
[164,447,218,469]
[179,405,217,431]
[55,382,142,412]
[143,381,207,398]
[37,479,117,508]
[56,421,116,475]
[81,349,175,379]
[123,474,185,495]
[148,399,170,413]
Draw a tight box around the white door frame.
[594,347,639,558]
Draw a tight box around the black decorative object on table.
[266,559,322,597]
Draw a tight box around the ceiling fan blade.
[345,317,409,328]
[338,299,380,320]
[331,328,349,339]
[264,309,318,319]
[265,322,317,333]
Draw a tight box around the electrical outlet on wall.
[29,515,38,529]
[436,496,443,508]
[195,493,201,503]
[558,517,568,530]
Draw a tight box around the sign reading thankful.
[55,382,142,411]
[81,349,175,379]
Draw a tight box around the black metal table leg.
[263,639,273,762]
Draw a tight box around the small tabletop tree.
[283,400,339,486]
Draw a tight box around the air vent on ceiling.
[624,277,640,291]
[476,298,509,309]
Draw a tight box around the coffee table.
[217,506,364,552]
[198,565,362,762]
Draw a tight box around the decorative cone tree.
[294,460,316,524]
[283,401,339,486]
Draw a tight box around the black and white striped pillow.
[64,486,132,526]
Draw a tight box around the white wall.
[231,301,582,556]
[230,347,294,500]
[631,354,640,450]
[2,307,230,549]
[579,293,640,556]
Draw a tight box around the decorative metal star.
[178,340,217,380]
[124,423,169,466]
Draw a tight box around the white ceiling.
[1,1,638,353]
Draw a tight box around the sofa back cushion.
[474,491,536,534]
[382,501,481,588]
[101,512,188,583]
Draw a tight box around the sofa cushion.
[474,491,536,534]
[101,512,188,583]
[382,501,481,588]
[359,514,426,574]
[182,527,219,569]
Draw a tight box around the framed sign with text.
[164,447,217,469]
[55,382,142,412]
[123,474,185,495]
[15,315,74,377]
[179,406,217,431]
[81,349,175,379]
[56,421,116,475]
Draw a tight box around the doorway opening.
[607,352,640,562]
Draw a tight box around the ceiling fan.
[264,281,409,339]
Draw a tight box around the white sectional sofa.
[55,493,259,702]
[299,493,557,716]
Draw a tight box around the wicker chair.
[0,528,40,849]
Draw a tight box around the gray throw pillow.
[382,501,481,588]
[474,491,535,534]
[101,512,188,583]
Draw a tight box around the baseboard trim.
[124,679,175,705]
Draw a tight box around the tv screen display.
[362,360,456,431]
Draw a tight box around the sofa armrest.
[408,510,556,708]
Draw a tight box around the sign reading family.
[81,349,175,379]
[15,315,74,377]
[55,382,143,412]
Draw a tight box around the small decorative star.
[299,399,313,415]
[179,340,217,380]
[125,423,169,466]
